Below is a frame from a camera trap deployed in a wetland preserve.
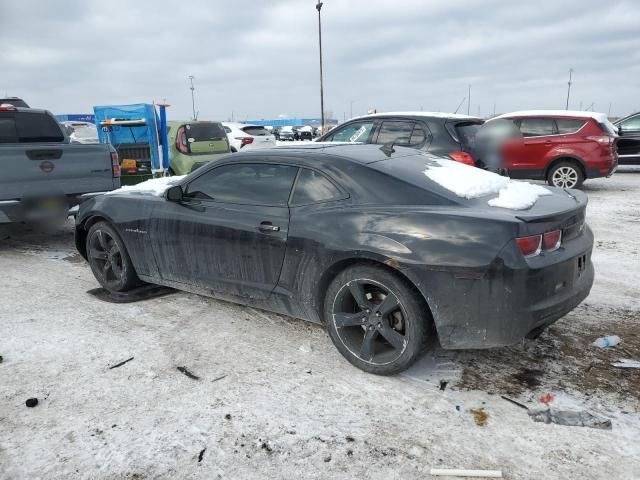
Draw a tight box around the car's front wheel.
[547,161,584,188]
[86,221,139,292]
[324,264,431,375]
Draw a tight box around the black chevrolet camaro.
[76,144,594,375]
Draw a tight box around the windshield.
[73,126,98,139]
[185,122,226,141]
[453,121,483,145]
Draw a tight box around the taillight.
[584,135,612,145]
[517,230,563,257]
[516,235,542,257]
[111,151,120,178]
[543,230,562,251]
[448,151,475,166]
[0,106,17,111]
[236,137,254,147]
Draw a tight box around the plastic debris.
[25,398,38,408]
[439,380,448,391]
[0,355,3,363]
[108,357,134,369]
[177,366,200,380]
[539,393,554,405]
[198,448,206,462]
[470,408,488,426]
[593,335,621,348]
[611,359,640,369]
[528,408,612,430]
[430,468,503,478]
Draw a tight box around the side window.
[223,126,232,134]
[409,125,428,146]
[186,163,298,206]
[15,112,65,142]
[375,121,416,146]
[556,119,586,134]
[518,118,556,137]
[291,168,343,205]
[620,115,640,131]
[0,116,18,143]
[326,121,374,143]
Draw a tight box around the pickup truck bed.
[0,107,120,224]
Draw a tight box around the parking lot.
[0,168,638,479]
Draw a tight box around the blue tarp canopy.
[93,103,161,170]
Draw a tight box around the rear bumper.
[0,193,109,224]
[409,227,595,349]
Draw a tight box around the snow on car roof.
[351,111,479,121]
[493,110,610,123]
[422,158,551,210]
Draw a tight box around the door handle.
[259,222,280,232]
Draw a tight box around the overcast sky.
[2,0,640,121]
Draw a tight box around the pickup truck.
[0,106,120,224]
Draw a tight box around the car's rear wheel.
[86,221,139,292]
[324,265,431,375]
[547,161,584,188]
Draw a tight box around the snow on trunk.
[423,159,551,210]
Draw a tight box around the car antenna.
[380,141,396,157]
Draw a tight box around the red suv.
[484,111,618,188]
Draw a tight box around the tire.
[324,264,431,375]
[86,221,139,292]
[547,161,584,189]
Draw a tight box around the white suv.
[222,122,276,152]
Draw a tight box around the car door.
[616,114,640,163]
[148,162,298,299]
[511,117,557,170]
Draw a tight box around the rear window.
[556,119,585,134]
[185,122,226,141]
[454,122,483,144]
[15,112,65,142]
[241,126,270,136]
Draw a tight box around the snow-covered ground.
[0,168,639,479]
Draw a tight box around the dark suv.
[316,112,484,164]
[614,112,640,165]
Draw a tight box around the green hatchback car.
[167,121,230,175]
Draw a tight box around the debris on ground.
[212,374,227,382]
[0,355,3,363]
[324,455,332,462]
[439,380,448,391]
[593,335,621,348]
[260,441,273,453]
[198,448,206,462]
[430,468,503,478]
[528,408,612,430]
[225,414,232,420]
[469,408,488,426]
[25,398,38,408]
[501,396,528,410]
[108,357,134,370]
[611,359,640,368]
[345,435,355,442]
[539,392,554,405]
[177,366,200,380]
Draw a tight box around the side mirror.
[166,185,184,202]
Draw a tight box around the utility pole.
[467,85,471,115]
[608,102,612,116]
[492,102,496,117]
[350,100,355,119]
[316,1,325,133]
[188,75,196,120]
[565,68,573,110]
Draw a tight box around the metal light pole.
[188,75,196,120]
[467,84,471,115]
[316,1,325,133]
[566,68,573,110]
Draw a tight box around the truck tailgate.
[0,143,118,201]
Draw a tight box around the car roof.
[0,107,48,114]
[168,120,223,126]
[230,143,424,165]
[222,122,261,128]
[349,111,481,122]
[494,110,609,122]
